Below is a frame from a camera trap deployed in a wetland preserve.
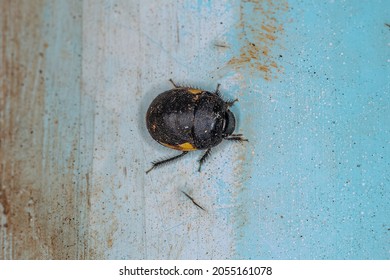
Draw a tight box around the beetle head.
[223,110,236,136]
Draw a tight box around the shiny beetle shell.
[145,80,246,173]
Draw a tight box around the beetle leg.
[225,134,248,142]
[198,148,212,172]
[214,83,221,96]
[213,83,238,106]
[169,79,179,88]
[225,98,239,107]
[146,151,189,174]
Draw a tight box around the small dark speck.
[220,22,223,24]
[385,23,390,28]
[279,55,283,58]
[357,164,361,167]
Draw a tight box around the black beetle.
[145,79,247,173]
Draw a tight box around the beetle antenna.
[169,79,179,88]
[146,151,189,174]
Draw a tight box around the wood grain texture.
[1,0,85,259]
[82,0,242,259]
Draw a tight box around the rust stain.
[0,0,85,260]
[107,238,113,248]
[0,0,48,259]
[0,185,11,216]
[86,173,91,209]
[227,0,289,81]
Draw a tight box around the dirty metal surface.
[1,0,389,259]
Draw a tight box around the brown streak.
[0,0,47,259]
[226,0,289,81]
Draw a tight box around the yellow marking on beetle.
[161,142,197,151]
[179,142,197,151]
[187,88,203,94]
[161,143,178,150]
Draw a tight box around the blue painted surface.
[236,0,389,259]
[1,0,388,260]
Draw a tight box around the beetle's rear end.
[146,89,197,150]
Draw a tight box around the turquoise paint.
[237,0,389,259]
[41,1,87,259]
